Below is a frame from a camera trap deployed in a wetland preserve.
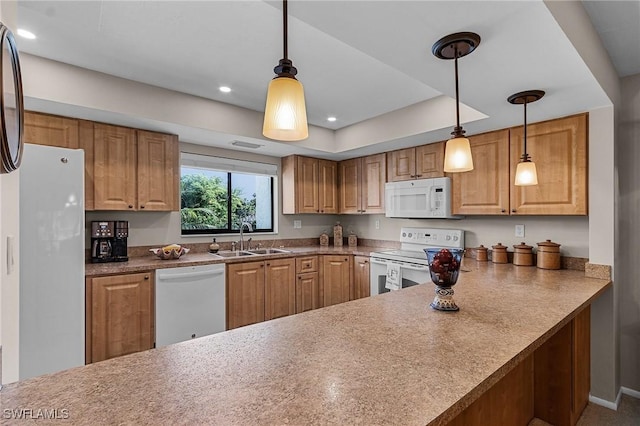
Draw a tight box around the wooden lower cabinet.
[296,256,319,314]
[265,259,296,321]
[447,306,591,426]
[226,261,266,329]
[320,255,352,307]
[227,258,296,328]
[296,272,319,313]
[534,306,591,426]
[86,272,154,363]
[352,256,370,300]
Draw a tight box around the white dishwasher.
[155,263,226,347]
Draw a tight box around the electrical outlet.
[293,220,302,229]
[515,224,525,238]
[375,220,380,230]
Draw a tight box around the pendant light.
[432,32,481,173]
[508,90,545,186]
[263,0,308,141]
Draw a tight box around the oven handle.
[370,258,429,272]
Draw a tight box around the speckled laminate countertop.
[2,264,610,425]
[85,246,389,276]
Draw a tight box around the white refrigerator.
[19,143,85,380]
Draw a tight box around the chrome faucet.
[239,222,253,251]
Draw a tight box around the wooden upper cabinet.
[88,272,154,363]
[281,155,337,214]
[387,143,444,182]
[452,130,510,215]
[93,124,137,210]
[361,153,386,214]
[264,258,296,321]
[387,148,416,182]
[318,159,338,214]
[227,261,266,330]
[416,142,445,179]
[339,158,360,214]
[137,131,179,211]
[320,255,352,308]
[24,111,79,149]
[339,153,386,214]
[510,114,587,215]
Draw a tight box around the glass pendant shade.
[514,160,538,186]
[443,136,474,172]
[263,76,308,141]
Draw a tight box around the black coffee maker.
[91,221,129,263]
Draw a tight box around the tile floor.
[530,395,640,426]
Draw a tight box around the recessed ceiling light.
[219,86,231,93]
[17,29,36,40]
[327,116,337,122]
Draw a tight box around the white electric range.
[369,227,465,295]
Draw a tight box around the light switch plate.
[293,220,302,229]
[515,224,525,238]
[375,220,380,230]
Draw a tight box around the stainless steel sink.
[211,250,257,258]
[246,248,292,255]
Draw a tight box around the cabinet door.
[296,272,319,313]
[137,131,179,211]
[24,111,79,149]
[90,272,154,363]
[387,148,416,182]
[93,124,137,210]
[510,114,587,215]
[416,142,444,179]
[227,261,265,329]
[318,159,338,214]
[320,255,352,307]
[452,130,510,215]
[352,256,370,300]
[265,258,296,321]
[362,153,386,214]
[339,158,361,214]
[296,156,320,213]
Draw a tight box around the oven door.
[369,257,430,296]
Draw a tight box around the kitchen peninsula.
[2,264,610,425]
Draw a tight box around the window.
[180,153,277,235]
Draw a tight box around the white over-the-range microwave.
[385,177,461,219]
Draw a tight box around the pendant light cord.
[523,100,528,160]
[454,44,461,132]
[283,0,288,60]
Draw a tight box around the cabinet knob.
[320,210,324,213]
[344,258,348,262]
[512,209,517,213]
[128,205,133,209]
[410,175,416,178]
[140,205,145,209]
[501,209,506,213]
[144,275,149,280]
[416,174,422,178]
[260,264,264,268]
[316,209,320,213]
[266,263,270,266]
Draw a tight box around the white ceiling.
[14,1,628,159]
[582,0,640,78]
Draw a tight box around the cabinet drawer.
[296,256,318,273]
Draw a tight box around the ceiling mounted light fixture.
[262,0,308,142]
[508,90,545,186]
[432,32,481,173]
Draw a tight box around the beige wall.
[618,73,640,393]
